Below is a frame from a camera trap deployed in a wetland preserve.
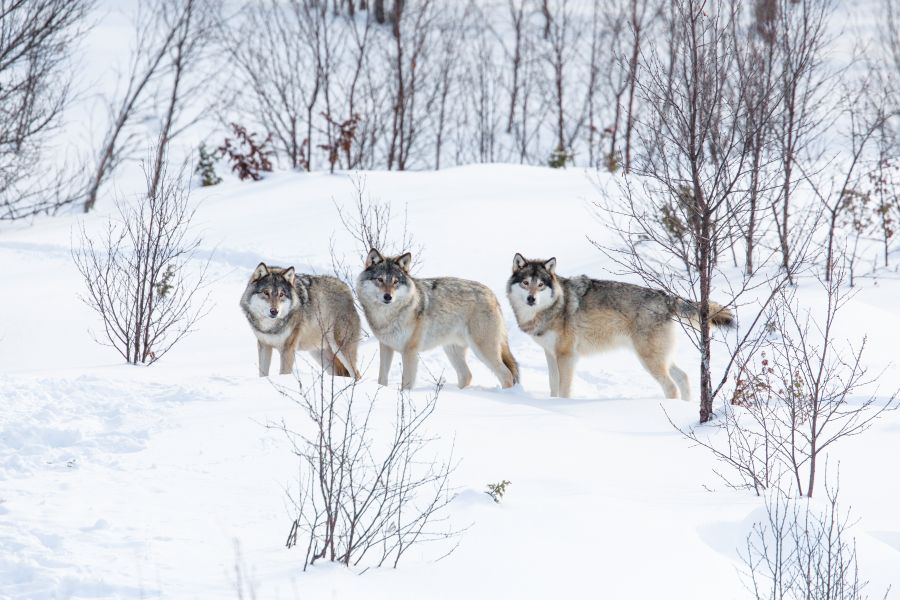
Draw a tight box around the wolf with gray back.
[357,249,519,390]
[506,253,734,399]
[241,263,361,378]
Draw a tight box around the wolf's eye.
[538,282,545,288]
[278,291,285,298]
[377,277,384,284]
[521,280,529,288]
[263,290,270,297]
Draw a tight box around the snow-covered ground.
[1,165,899,599]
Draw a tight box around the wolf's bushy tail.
[501,340,520,384]
[675,299,735,329]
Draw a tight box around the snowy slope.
[1,165,899,599]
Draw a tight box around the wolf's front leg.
[378,343,395,386]
[279,347,296,375]
[556,352,577,398]
[258,342,273,377]
[544,349,560,397]
[400,349,419,390]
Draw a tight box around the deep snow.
[1,165,899,599]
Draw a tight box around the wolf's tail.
[674,299,735,329]
[501,340,520,384]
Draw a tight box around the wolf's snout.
[383,293,392,303]
[526,295,535,306]
[269,308,279,317]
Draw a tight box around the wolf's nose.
[526,295,535,305]
[383,293,392,303]
[269,308,278,317]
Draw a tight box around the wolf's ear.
[365,248,384,268]
[282,267,296,285]
[512,253,527,272]
[251,262,269,281]
[544,257,557,274]
[396,252,412,272]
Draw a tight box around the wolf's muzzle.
[383,293,392,304]
[269,308,279,317]
[526,295,535,306]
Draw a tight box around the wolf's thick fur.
[241,263,361,378]
[357,249,519,390]
[506,254,734,399]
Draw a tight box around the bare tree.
[221,0,328,171]
[84,0,204,212]
[679,260,897,497]
[733,0,780,275]
[598,0,799,423]
[146,0,218,199]
[274,371,460,570]
[386,0,439,170]
[811,80,889,283]
[0,0,91,220]
[73,151,210,365]
[541,0,584,160]
[769,0,835,281]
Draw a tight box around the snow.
[1,165,899,599]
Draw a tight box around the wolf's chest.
[253,325,292,349]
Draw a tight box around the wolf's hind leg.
[634,346,680,399]
[469,338,515,389]
[633,326,681,399]
[443,345,472,389]
[544,350,560,397]
[670,364,691,401]
[258,342,273,377]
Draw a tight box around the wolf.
[506,253,734,399]
[356,249,519,390]
[240,262,361,378]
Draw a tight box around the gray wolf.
[241,262,361,378]
[357,249,519,390]
[506,253,734,399]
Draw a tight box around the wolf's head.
[245,262,298,319]
[507,253,559,309]
[357,249,413,306]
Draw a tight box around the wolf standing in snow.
[506,254,734,399]
[357,249,519,390]
[241,263,361,378]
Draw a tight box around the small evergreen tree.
[195,142,221,187]
[485,480,512,503]
[548,146,573,169]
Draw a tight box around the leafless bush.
[273,371,460,570]
[73,152,210,364]
[679,261,897,497]
[742,476,888,600]
[0,0,91,220]
[217,123,274,181]
[330,174,422,289]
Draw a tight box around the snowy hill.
[1,166,898,599]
